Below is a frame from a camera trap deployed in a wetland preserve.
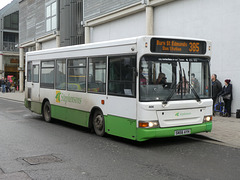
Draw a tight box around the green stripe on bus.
[51,105,89,127]
[31,101,42,114]
[105,115,137,140]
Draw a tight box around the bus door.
[31,61,40,103]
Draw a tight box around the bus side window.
[108,55,136,97]
[67,58,86,92]
[33,65,39,83]
[88,57,106,93]
[56,59,66,90]
[27,61,32,82]
[40,61,55,89]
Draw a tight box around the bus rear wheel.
[93,110,105,136]
[43,101,52,123]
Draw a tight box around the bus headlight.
[204,116,212,122]
[139,121,159,128]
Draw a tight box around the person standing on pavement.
[211,74,222,115]
[6,80,11,92]
[1,77,6,93]
[218,79,232,117]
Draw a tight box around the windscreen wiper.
[183,68,200,102]
[163,61,182,105]
[188,82,201,102]
[162,83,177,105]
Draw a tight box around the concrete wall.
[41,39,56,50]
[91,11,145,42]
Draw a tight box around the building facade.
[18,0,84,91]
[0,0,19,84]
[82,0,240,114]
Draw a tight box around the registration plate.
[174,129,191,136]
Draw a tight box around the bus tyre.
[93,110,105,136]
[43,101,52,123]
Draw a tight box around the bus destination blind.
[151,38,206,54]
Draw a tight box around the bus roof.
[26,35,211,60]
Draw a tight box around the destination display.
[150,38,206,54]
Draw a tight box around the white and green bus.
[25,36,212,141]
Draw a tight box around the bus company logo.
[55,91,82,104]
[175,112,191,117]
[56,91,61,103]
[175,112,180,117]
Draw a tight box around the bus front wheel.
[93,110,105,136]
[43,101,52,123]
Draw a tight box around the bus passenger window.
[67,58,86,92]
[40,61,55,89]
[56,59,66,90]
[88,57,106,93]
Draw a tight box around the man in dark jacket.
[211,74,222,115]
[218,79,232,117]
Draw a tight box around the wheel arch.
[88,106,103,129]
[41,98,50,114]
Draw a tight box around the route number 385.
[189,42,199,52]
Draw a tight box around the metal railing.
[1,41,19,52]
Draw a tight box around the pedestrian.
[211,74,222,115]
[218,79,232,117]
[1,77,6,93]
[6,80,11,92]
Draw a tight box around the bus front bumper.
[136,122,212,141]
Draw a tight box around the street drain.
[23,154,62,165]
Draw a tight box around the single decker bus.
[25,36,212,141]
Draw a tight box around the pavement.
[0,91,239,149]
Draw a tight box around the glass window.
[46,2,57,32]
[4,11,19,30]
[46,5,51,17]
[108,56,136,97]
[88,57,106,93]
[27,62,32,82]
[33,65,39,83]
[40,61,55,89]
[52,2,57,16]
[67,59,86,92]
[56,59,66,90]
[52,16,57,30]
[46,19,51,32]
[139,56,211,102]
[42,61,54,68]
